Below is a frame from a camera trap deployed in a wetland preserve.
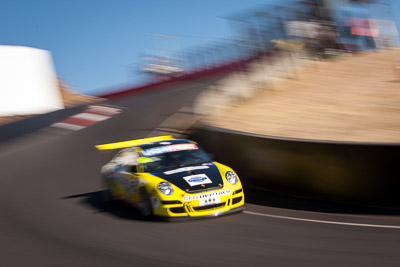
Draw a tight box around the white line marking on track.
[71,112,110,121]
[51,123,85,131]
[244,210,400,229]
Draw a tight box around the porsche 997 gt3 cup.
[96,136,245,218]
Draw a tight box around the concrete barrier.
[0,104,88,143]
[190,125,400,207]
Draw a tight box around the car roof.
[136,139,192,150]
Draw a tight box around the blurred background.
[1,2,400,266]
[0,0,398,97]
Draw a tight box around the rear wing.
[95,135,174,151]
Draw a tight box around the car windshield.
[140,146,211,172]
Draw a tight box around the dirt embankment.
[204,48,400,143]
[59,82,102,108]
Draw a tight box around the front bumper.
[153,188,245,218]
[160,206,245,221]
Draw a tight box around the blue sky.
[1,0,399,96]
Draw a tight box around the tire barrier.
[190,125,400,207]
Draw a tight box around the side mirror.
[129,165,137,173]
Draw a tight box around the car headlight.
[158,182,174,195]
[225,171,238,185]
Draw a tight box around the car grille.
[162,200,182,205]
[232,196,242,205]
[170,207,185,214]
[233,188,243,195]
[192,202,225,211]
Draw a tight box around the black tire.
[138,190,153,217]
[102,189,113,203]
[102,177,115,203]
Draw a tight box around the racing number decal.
[199,196,221,206]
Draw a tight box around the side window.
[130,165,137,173]
[113,148,138,170]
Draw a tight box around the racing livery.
[96,136,245,218]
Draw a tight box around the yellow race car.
[96,136,244,218]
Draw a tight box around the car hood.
[151,163,224,193]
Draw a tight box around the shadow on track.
[62,191,162,222]
[245,186,400,216]
[61,191,239,222]
[62,188,400,219]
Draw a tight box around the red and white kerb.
[52,105,121,131]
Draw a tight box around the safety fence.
[98,50,265,100]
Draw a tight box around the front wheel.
[138,190,153,217]
[102,177,115,203]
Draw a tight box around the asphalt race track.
[1,76,400,267]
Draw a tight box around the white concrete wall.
[0,46,64,116]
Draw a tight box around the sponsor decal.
[199,196,220,207]
[183,189,231,202]
[142,144,198,156]
[159,142,171,145]
[164,166,209,175]
[183,174,212,187]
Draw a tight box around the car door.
[111,148,140,200]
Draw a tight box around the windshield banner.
[141,144,198,156]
